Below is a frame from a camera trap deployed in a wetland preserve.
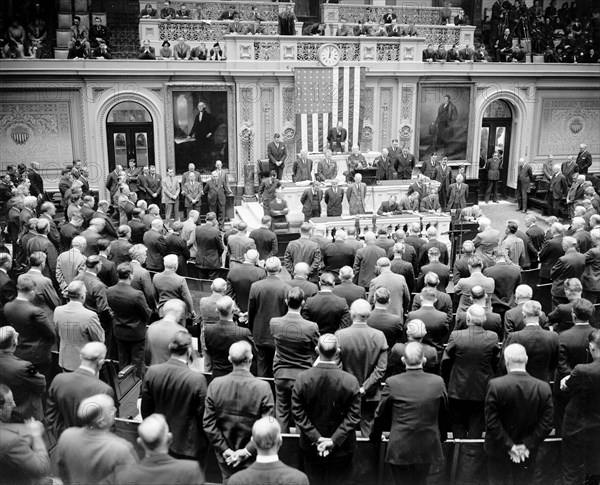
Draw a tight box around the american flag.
[294,67,366,153]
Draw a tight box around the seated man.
[377,195,402,216]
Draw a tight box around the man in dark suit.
[106,263,152,378]
[502,301,559,382]
[39,201,60,249]
[292,150,313,183]
[0,253,16,322]
[228,418,309,485]
[417,247,449,291]
[194,212,224,280]
[302,273,351,334]
[548,278,583,333]
[485,343,554,485]
[517,158,533,213]
[560,329,600,485]
[287,262,319,298]
[377,195,401,216]
[335,299,388,436]
[0,326,46,421]
[299,182,323,222]
[407,287,450,353]
[203,341,275,482]
[575,143,592,175]
[143,219,167,272]
[60,211,84,253]
[292,335,361,485]
[321,230,355,282]
[284,223,321,282]
[3,275,55,381]
[483,248,521,306]
[389,243,416,292]
[139,165,162,206]
[442,305,500,439]
[267,133,287,180]
[332,266,366,307]
[353,232,386,289]
[324,179,343,216]
[395,146,416,180]
[105,165,122,198]
[205,296,254,377]
[551,236,586,307]
[554,298,595,434]
[327,121,347,153]
[270,287,319,432]
[226,249,265,312]
[548,164,568,218]
[447,174,468,210]
[525,215,545,254]
[539,222,565,282]
[106,414,203,485]
[249,216,278,260]
[204,171,231,229]
[367,287,403,349]
[247,258,290,377]
[45,342,113,437]
[141,331,208,464]
[455,285,503,339]
[371,342,448,485]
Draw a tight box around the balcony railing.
[321,4,465,25]
[140,0,295,21]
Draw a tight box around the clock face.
[318,44,341,67]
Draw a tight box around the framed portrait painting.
[417,83,475,163]
[166,83,236,176]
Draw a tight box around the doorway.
[106,101,154,172]
[479,100,513,200]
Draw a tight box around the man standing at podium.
[327,121,347,153]
[347,173,367,215]
[293,150,313,183]
[267,133,287,180]
[317,150,338,182]
[300,181,323,222]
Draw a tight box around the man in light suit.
[226,249,265,312]
[327,121,347,153]
[293,150,313,183]
[551,236,586,308]
[143,219,167,272]
[203,341,275,482]
[45,342,114,438]
[161,166,180,223]
[55,281,104,372]
[292,334,361,485]
[267,133,287,180]
[270,287,320,432]
[284,223,322,281]
[204,170,230,229]
[248,257,291,377]
[195,212,224,279]
[146,299,186,366]
[105,414,203,485]
[371,341,448,485]
[368,257,410,320]
[484,344,553,485]
[316,149,338,181]
[454,255,495,312]
[142,330,209,465]
[300,182,323,222]
[26,252,61,322]
[332,266,366,307]
[448,173,469,210]
[152,255,194,317]
[181,163,201,186]
[473,217,500,268]
[346,172,367,215]
[324,179,344,216]
[353,232,386,289]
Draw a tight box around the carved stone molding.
[379,87,393,150]
[260,87,275,157]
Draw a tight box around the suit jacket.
[332,281,366,307]
[226,263,266,312]
[56,248,86,292]
[4,299,55,365]
[575,149,592,174]
[324,187,344,216]
[556,324,594,382]
[152,270,193,314]
[140,173,162,198]
[292,363,360,458]
[562,360,600,439]
[248,275,290,347]
[161,176,180,204]
[195,223,224,270]
[267,141,287,171]
[301,291,352,334]
[419,239,450,268]
[526,224,545,252]
[505,303,549,336]
[0,352,45,421]
[448,182,468,209]
[105,170,120,197]
[143,229,167,271]
[229,460,308,485]
[249,227,278,260]
[583,247,600,293]
[292,157,313,183]
[456,310,503,339]
[316,158,338,181]
[551,250,586,298]
[204,178,227,206]
[483,261,521,306]
[106,281,151,341]
[368,271,410,320]
[73,271,112,328]
[300,188,323,217]
[417,261,450,292]
[327,127,347,150]
[27,235,57,280]
[539,235,565,279]
[97,255,118,287]
[390,258,416,293]
[407,306,449,352]
[484,371,553,457]
[46,367,114,437]
[284,237,321,279]
[335,323,388,400]
[572,229,592,254]
[182,181,202,207]
[188,111,215,139]
[420,195,441,212]
[550,172,568,199]
[204,369,274,454]
[395,153,416,180]
[205,319,254,377]
[454,272,495,313]
[271,312,319,380]
[55,301,104,371]
[146,317,185,366]
[127,218,146,245]
[502,325,559,382]
[287,278,319,299]
[366,308,403,348]
[376,156,394,181]
[377,201,401,216]
[441,326,500,401]
[105,454,203,485]
[322,241,355,278]
[372,369,448,465]
[141,358,208,457]
[25,269,60,319]
[353,244,386,288]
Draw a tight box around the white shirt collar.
[256,455,279,463]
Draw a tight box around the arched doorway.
[479,100,513,199]
[106,101,154,172]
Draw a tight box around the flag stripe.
[322,112,329,152]
[332,67,339,127]
[312,113,319,152]
[301,114,308,153]
[342,67,350,147]
[352,66,361,148]
[347,67,355,148]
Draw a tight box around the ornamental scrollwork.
[254,41,281,61]
[165,2,285,21]
[376,44,401,62]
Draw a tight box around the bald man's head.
[504,343,528,371]
[211,278,227,294]
[251,417,282,453]
[245,249,259,263]
[294,262,310,278]
[138,414,170,452]
[317,334,339,361]
[229,341,253,367]
[151,219,163,231]
[350,299,371,322]
[80,342,107,364]
[265,257,282,274]
[78,394,116,429]
[402,341,425,368]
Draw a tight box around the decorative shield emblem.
[569,118,582,135]
[11,125,30,145]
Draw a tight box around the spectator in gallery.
[447,44,460,62]
[160,1,176,20]
[68,40,89,59]
[140,3,157,18]
[278,5,297,36]
[337,22,353,37]
[159,40,172,59]
[69,16,89,51]
[89,16,110,50]
[402,23,419,37]
[176,3,192,19]
[303,22,326,36]
[459,44,475,62]
[192,43,208,60]
[173,37,191,60]
[423,43,436,62]
[219,5,240,21]
[138,39,155,60]
[92,41,112,60]
[210,42,225,60]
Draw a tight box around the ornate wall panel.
[281,86,296,181]
[0,102,74,169]
[239,87,254,166]
[538,98,600,156]
[260,87,275,159]
[379,87,393,151]
[399,83,416,150]
[362,87,375,151]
